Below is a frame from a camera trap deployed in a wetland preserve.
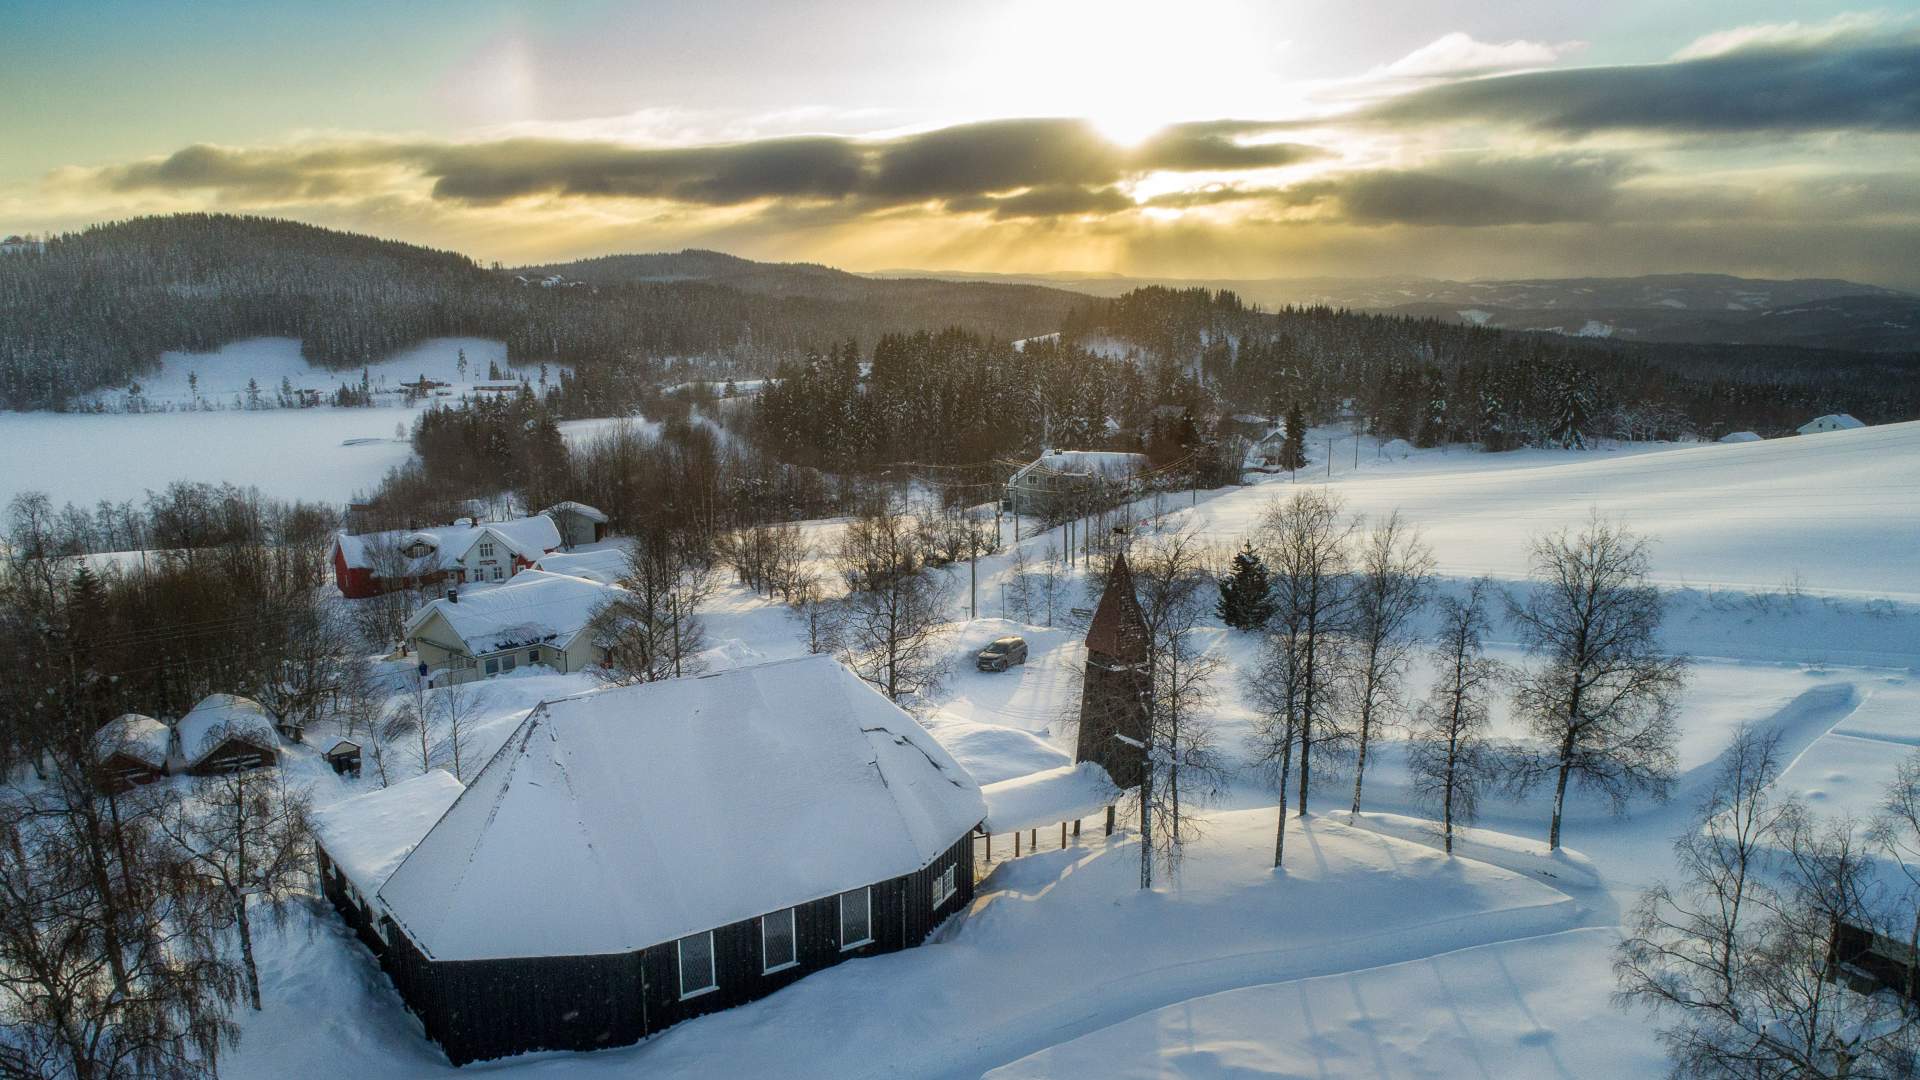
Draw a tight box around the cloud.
[1377,32,1583,79]
[82,118,1328,213]
[1279,154,1640,226]
[1672,12,1898,61]
[1368,35,1920,133]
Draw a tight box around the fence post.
[1105,805,1115,836]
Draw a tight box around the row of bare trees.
[1239,490,1686,866]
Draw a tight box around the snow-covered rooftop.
[176,694,278,767]
[94,713,172,769]
[532,546,629,586]
[403,569,620,655]
[1010,450,1149,487]
[982,762,1123,835]
[334,515,562,572]
[377,655,986,961]
[1718,431,1763,443]
[1799,413,1866,433]
[313,771,466,897]
[542,500,609,523]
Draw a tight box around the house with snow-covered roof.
[540,500,610,548]
[175,694,279,775]
[532,543,630,585]
[329,655,984,1065]
[403,569,620,684]
[1005,449,1148,517]
[330,515,562,598]
[93,713,173,791]
[1797,413,1866,435]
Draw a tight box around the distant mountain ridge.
[859,268,1919,353]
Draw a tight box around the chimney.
[447,587,459,604]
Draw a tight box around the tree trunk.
[1350,697,1372,819]
[1442,731,1458,855]
[1139,759,1153,890]
[236,893,262,1011]
[1548,728,1576,851]
[1273,732,1294,868]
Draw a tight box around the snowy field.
[213,419,1918,1078]
[0,338,635,508]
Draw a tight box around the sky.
[4,0,1919,287]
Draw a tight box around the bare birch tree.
[591,528,715,684]
[156,765,311,1013]
[1250,488,1353,867]
[835,505,952,704]
[1407,580,1507,852]
[1509,515,1687,850]
[1342,512,1432,817]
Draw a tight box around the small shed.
[542,501,611,548]
[1718,431,1763,444]
[1797,413,1865,435]
[93,714,173,793]
[325,739,364,777]
[177,694,280,776]
[1005,451,1148,518]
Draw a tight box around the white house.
[331,515,562,598]
[1005,450,1148,517]
[403,569,621,684]
[0,235,45,256]
[1797,414,1866,435]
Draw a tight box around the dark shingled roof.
[1084,552,1148,663]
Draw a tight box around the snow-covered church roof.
[376,655,986,961]
[313,771,465,897]
[403,569,620,655]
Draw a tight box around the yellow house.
[404,570,620,685]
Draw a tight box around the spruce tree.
[1279,403,1308,471]
[1216,541,1276,629]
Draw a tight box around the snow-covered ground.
[0,338,634,507]
[224,419,1917,1077]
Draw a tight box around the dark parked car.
[976,636,1028,672]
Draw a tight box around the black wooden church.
[313,655,986,1065]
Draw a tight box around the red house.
[331,516,563,599]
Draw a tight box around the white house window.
[528,648,541,664]
[762,907,796,973]
[943,865,957,904]
[839,887,872,950]
[932,863,957,909]
[677,931,716,999]
[484,657,499,675]
[490,564,504,581]
[502,654,517,673]
[478,541,495,558]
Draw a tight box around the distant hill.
[867,269,1919,354]
[0,218,1089,409]
[516,249,1090,325]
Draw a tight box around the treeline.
[1069,287,1919,443]
[0,214,1084,409]
[751,331,1238,484]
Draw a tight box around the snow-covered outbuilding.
[531,543,630,585]
[1797,413,1866,435]
[93,713,173,791]
[1718,431,1764,444]
[330,515,563,599]
[1005,450,1148,517]
[540,501,610,548]
[175,694,279,776]
[349,655,984,1065]
[403,569,620,685]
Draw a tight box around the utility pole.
[969,529,978,620]
[1328,440,1334,478]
